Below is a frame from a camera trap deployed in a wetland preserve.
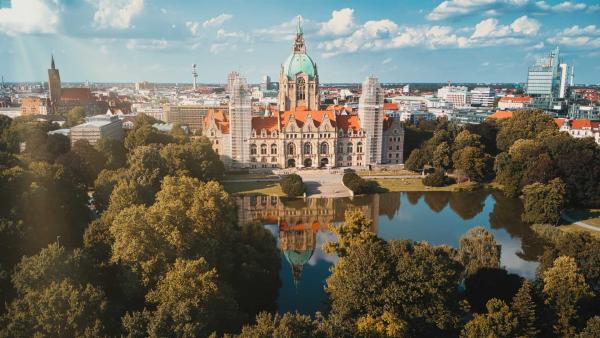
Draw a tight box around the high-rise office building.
[261,75,271,91]
[470,87,496,107]
[526,47,561,97]
[559,63,568,99]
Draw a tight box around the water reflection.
[236,191,543,314]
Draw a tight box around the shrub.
[280,174,304,197]
[343,172,378,195]
[422,169,449,187]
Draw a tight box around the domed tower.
[278,16,320,111]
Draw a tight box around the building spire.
[293,15,305,53]
[50,54,55,69]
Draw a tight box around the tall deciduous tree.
[460,298,517,338]
[496,109,557,151]
[324,210,378,257]
[543,256,593,337]
[522,178,567,225]
[458,226,500,277]
[511,280,540,338]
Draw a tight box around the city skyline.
[1,0,599,84]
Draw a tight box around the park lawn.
[563,209,600,227]
[357,169,419,177]
[560,224,600,240]
[222,180,285,196]
[373,177,481,192]
[223,173,279,180]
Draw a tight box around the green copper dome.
[284,53,317,80]
[283,249,314,267]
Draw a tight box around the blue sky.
[0,0,599,84]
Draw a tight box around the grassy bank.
[373,177,483,192]
[222,180,285,196]
[559,209,600,239]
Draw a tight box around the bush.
[280,174,304,197]
[422,169,449,187]
[343,172,378,195]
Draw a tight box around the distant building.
[226,71,240,94]
[470,87,495,107]
[165,104,227,134]
[437,85,469,107]
[135,81,153,91]
[261,75,272,91]
[526,47,561,97]
[555,118,600,145]
[46,56,98,114]
[20,96,50,115]
[48,55,61,111]
[498,96,532,110]
[70,115,123,146]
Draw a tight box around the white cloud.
[89,0,144,30]
[186,21,200,36]
[126,38,169,51]
[202,13,232,28]
[548,24,600,48]
[382,57,393,65]
[253,16,317,42]
[510,16,540,36]
[535,1,587,12]
[209,42,236,54]
[319,8,354,36]
[0,0,60,35]
[216,28,246,39]
[427,0,528,21]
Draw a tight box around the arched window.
[347,143,353,153]
[287,143,295,155]
[304,142,312,154]
[250,144,257,155]
[271,144,277,154]
[296,78,306,100]
[337,143,344,153]
[320,142,328,154]
[357,142,363,153]
[260,144,267,155]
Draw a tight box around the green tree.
[145,258,240,337]
[125,124,174,151]
[511,280,540,338]
[96,137,127,169]
[460,298,517,338]
[238,312,321,338]
[577,316,600,338]
[458,226,500,277]
[453,146,489,182]
[496,109,557,151]
[453,130,483,152]
[432,142,452,170]
[93,168,127,211]
[521,178,567,224]
[356,311,409,338]
[543,256,593,337]
[1,280,107,338]
[280,174,305,197]
[60,139,107,186]
[324,210,378,257]
[65,106,86,127]
[404,148,427,171]
[160,138,224,182]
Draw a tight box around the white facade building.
[470,87,496,107]
[437,85,470,107]
[70,115,123,146]
[358,76,384,165]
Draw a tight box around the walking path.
[561,212,600,232]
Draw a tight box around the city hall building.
[204,19,404,169]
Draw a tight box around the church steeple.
[50,54,55,70]
[293,16,305,54]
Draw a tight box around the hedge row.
[343,172,379,195]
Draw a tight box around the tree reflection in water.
[236,191,544,314]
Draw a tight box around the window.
[287,143,295,155]
[304,142,312,154]
[357,142,363,153]
[250,144,257,155]
[271,144,277,154]
[347,143,353,153]
[320,142,328,154]
[271,157,277,162]
[260,144,267,155]
[337,143,344,153]
[396,145,400,150]
[296,78,306,100]
[251,157,256,162]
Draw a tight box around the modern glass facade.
[526,47,561,98]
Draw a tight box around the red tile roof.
[488,110,513,119]
[280,108,336,128]
[204,109,229,134]
[61,88,93,102]
[336,114,361,131]
[252,116,279,132]
[383,103,398,110]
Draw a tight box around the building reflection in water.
[237,195,385,284]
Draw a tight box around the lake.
[235,190,545,314]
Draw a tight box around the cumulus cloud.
[548,24,600,48]
[535,1,588,12]
[185,21,200,36]
[89,0,144,30]
[216,28,246,39]
[382,57,393,65]
[427,0,528,21]
[253,16,317,42]
[202,13,232,28]
[0,0,60,35]
[319,8,355,36]
[319,15,540,57]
